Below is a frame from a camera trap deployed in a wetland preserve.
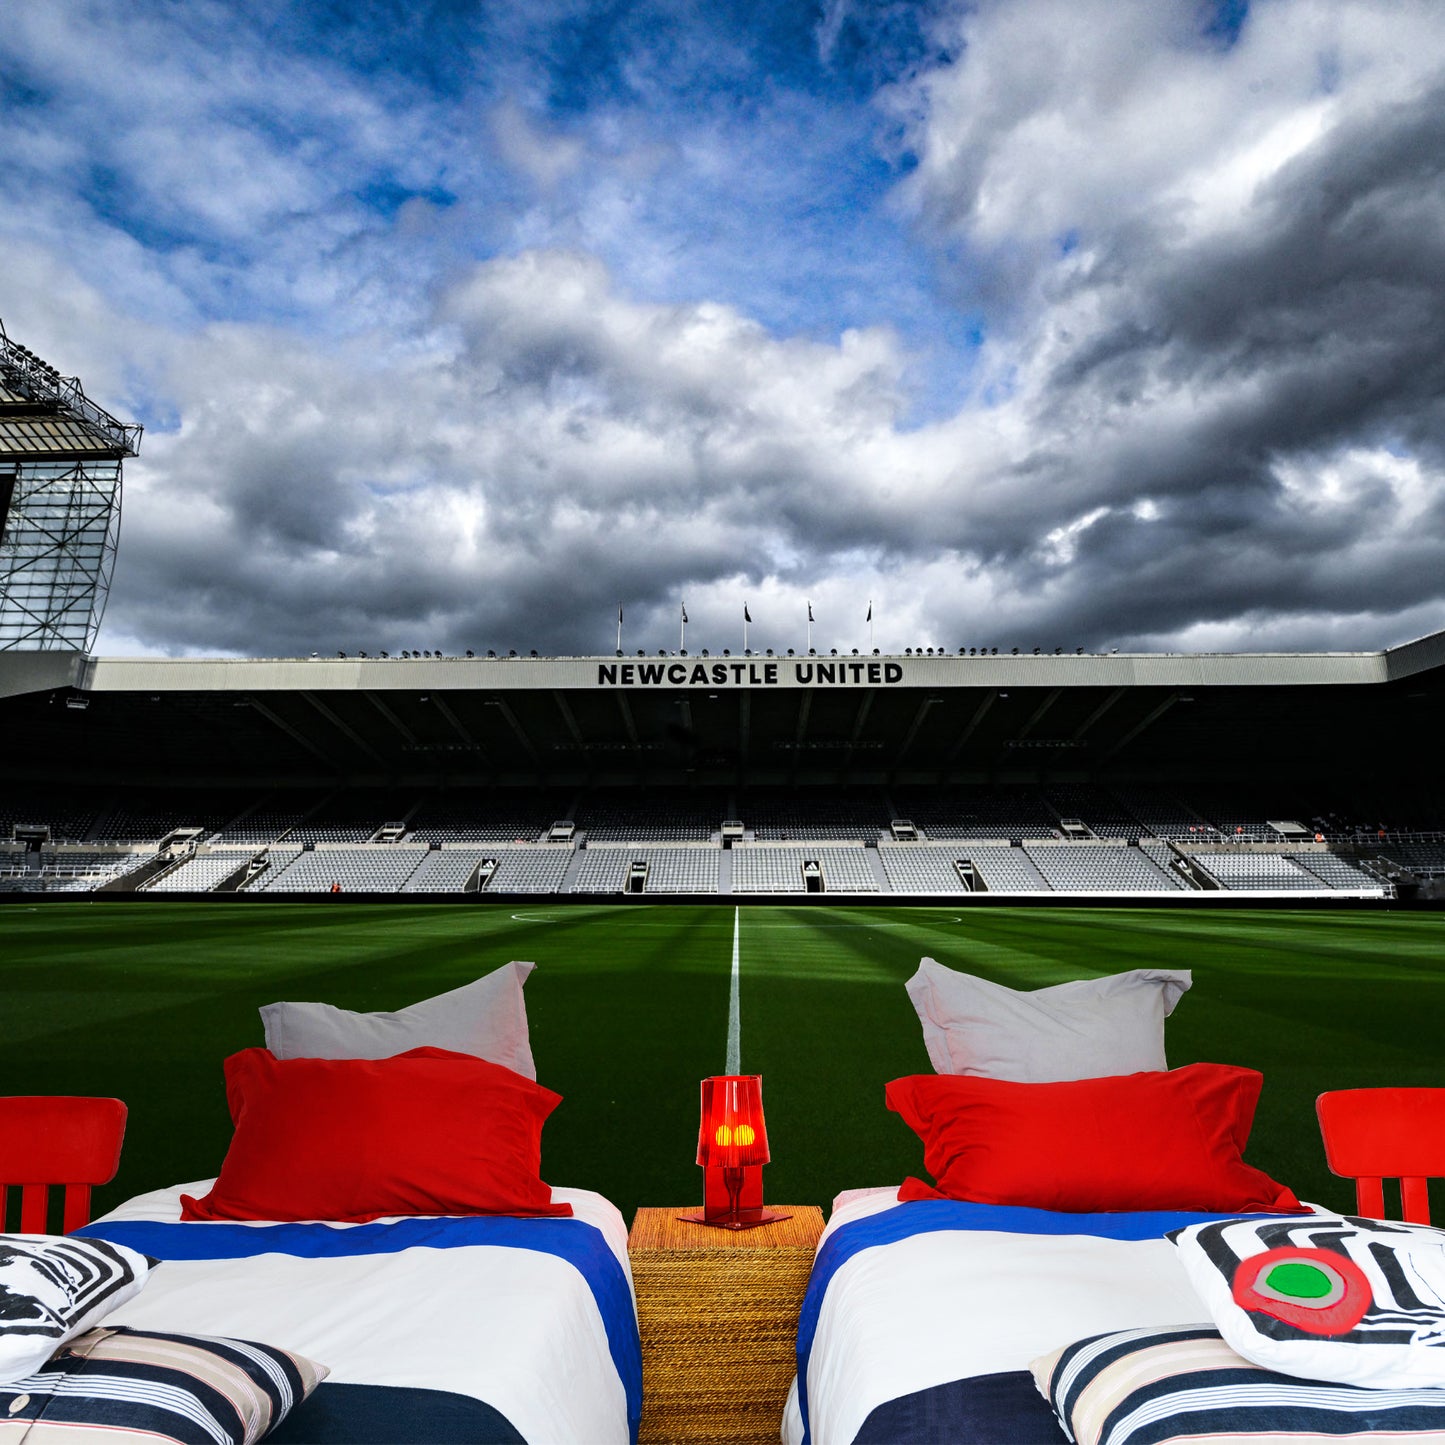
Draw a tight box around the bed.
[82,1180,641,1445]
[783,1187,1261,1445]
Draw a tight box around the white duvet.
[94,1181,635,1445]
[783,1189,1215,1445]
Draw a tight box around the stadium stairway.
[558,849,588,893]
[864,846,889,892]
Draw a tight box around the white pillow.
[905,956,1191,1081]
[1173,1212,1445,1389]
[0,1234,153,1384]
[260,961,537,1079]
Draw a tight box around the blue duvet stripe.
[794,1200,1280,1445]
[83,1217,641,1444]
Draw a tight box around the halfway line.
[726,905,741,1075]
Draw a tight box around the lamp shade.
[696,1075,770,1169]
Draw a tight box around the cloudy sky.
[3,0,1443,659]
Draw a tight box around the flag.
[744,603,751,623]
[807,601,814,622]
[617,604,623,624]
[866,601,872,622]
[681,602,688,624]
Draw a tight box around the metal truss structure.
[0,320,141,652]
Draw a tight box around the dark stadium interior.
[3,667,1441,807]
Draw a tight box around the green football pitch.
[1,901,1443,1221]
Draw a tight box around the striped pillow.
[0,1325,327,1444]
[1030,1324,1445,1445]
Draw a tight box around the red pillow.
[182,1046,572,1222]
[887,1063,1303,1214]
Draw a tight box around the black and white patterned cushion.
[0,1325,328,1444]
[1173,1213,1445,1388]
[0,1235,152,1383]
[1031,1324,1445,1445]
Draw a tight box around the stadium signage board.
[595,660,906,687]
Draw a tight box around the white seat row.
[1192,853,1323,889]
[732,847,879,893]
[146,850,257,892]
[255,847,429,893]
[1023,844,1186,892]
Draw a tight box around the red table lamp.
[681,1074,790,1231]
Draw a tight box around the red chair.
[0,1096,127,1233]
[1316,1088,1445,1225]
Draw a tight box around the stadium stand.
[892,787,1060,840]
[286,790,418,844]
[740,790,889,841]
[1376,841,1445,878]
[253,845,430,893]
[968,846,1050,892]
[400,848,495,892]
[213,796,327,845]
[877,845,971,893]
[1022,842,1186,892]
[406,790,572,843]
[0,787,99,843]
[570,849,633,893]
[1288,853,1387,890]
[731,845,879,893]
[145,848,258,892]
[639,847,721,894]
[1191,852,1325,890]
[1111,791,1216,841]
[0,849,158,892]
[576,791,724,841]
[481,848,574,893]
[87,790,251,843]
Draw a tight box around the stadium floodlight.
[0,320,141,652]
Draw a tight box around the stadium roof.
[2,629,1442,792]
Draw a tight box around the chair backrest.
[1316,1088,1445,1224]
[0,1096,127,1233]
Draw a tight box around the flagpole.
[617,605,623,654]
[868,600,874,652]
[743,603,749,654]
[807,602,813,654]
[680,603,687,653]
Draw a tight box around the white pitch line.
[726,905,741,1075]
